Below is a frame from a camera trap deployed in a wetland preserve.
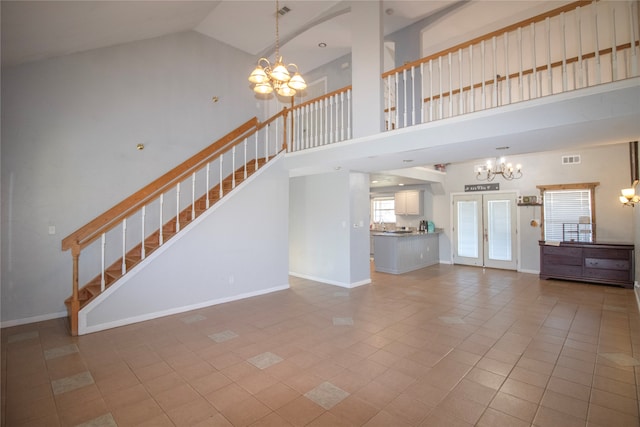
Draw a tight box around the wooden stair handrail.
[62,111,288,253]
[382,0,593,78]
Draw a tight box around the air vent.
[278,6,291,16]
[562,155,581,165]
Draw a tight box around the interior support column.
[351,1,384,138]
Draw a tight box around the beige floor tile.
[3,266,639,427]
[276,395,325,426]
[489,391,538,422]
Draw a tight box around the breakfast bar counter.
[372,230,441,274]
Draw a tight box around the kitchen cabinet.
[372,231,440,274]
[395,190,422,215]
[539,241,634,288]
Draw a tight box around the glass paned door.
[453,193,517,270]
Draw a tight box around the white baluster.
[448,52,453,116]
[265,126,269,161]
[191,172,196,220]
[468,47,474,112]
[244,138,247,179]
[141,205,146,260]
[231,146,236,189]
[402,68,408,127]
[175,183,180,233]
[561,12,568,91]
[492,36,497,107]
[274,118,279,156]
[121,218,127,274]
[329,96,334,142]
[420,62,425,124]
[459,49,464,114]
[428,59,434,120]
[593,0,601,85]
[346,89,351,139]
[219,154,223,198]
[394,72,400,127]
[340,91,345,140]
[610,3,617,81]
[206,163,210,209]
[504,32,510,104]
[386,75,392,129]
[629,0,638,77]
[576,7,584,88]
[531,23,538,98]
[518,27,524,101]
[438,56,443,118]
[159,193,164,246]
[481,40,486,109]
[255,133,259,170]
[411,66,416,125]
[545,17,552,94]
[101,233,106,291]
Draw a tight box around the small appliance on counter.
[418,220,435,232]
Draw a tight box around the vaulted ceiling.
[1,0,449,70]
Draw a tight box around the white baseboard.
[1,311,67,329]
[79,284,290,335]
[289,272,371,289]
[518,268,540,275]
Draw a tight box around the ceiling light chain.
[476,157,523,181]
[248,0,307,97]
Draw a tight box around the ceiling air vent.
[278,6,291,16]
[562,155,581,165]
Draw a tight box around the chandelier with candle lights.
[476,157,523,181]
[248,1,307,97]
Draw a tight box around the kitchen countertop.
[371,229,443,237]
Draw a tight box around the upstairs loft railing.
[285,0,639,151]
[61,111,289,335]
[383,0,639,129]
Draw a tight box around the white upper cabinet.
[395,190,422,215]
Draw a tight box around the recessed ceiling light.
[371,180,379,184]
[398,183,405,186]
[318,42,327,48]
[334,166,341,170]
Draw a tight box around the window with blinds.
[372,197,396,224]
[543,189,593,241]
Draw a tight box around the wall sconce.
[619,188,639,206]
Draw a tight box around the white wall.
[81,157,290,334]
[289,170,371,287]
[1,31,260,325]
[435,143,635,272]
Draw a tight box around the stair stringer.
[78,153,290,335]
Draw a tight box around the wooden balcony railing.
[62,110,290,335]
[286,0,639,149]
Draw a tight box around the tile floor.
[2,264,640,426]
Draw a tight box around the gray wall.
[1,31,260,324]
[289,170,370,287]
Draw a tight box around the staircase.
[62,113,289,335]
[64,159,267,313]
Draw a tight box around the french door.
[453,193,517,270]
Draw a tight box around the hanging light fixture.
[619,188,639,206]
[476,157,523,181]
[248,0,306,97]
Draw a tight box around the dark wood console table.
[539,241,634,289]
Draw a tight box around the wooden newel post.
[70,243,80,336]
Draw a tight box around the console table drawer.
[542,264,583,277]
[542,246,582,258]
[583,248,630,260]
[584,258,630,271]
[583,267,632,282]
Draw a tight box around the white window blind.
[543,189,592,241]
[372,197,396,223]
